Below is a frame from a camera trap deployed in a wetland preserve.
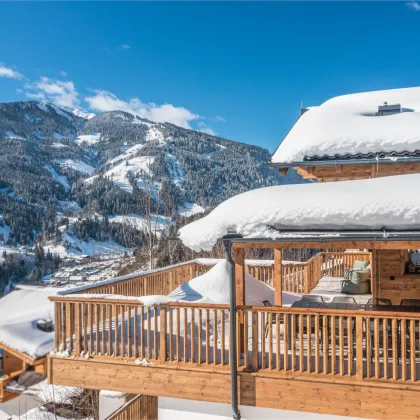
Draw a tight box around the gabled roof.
[179,174,420,251]
[271,86,420,165]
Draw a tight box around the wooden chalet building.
[46,87,420,420]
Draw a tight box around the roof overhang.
[270,155,420,169]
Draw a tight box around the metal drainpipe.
[223,237,241,420]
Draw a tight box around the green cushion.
[353,269,370,284]
[352,260,370,270]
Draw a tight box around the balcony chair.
[341,260,371,294]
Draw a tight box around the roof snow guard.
[271,86,420,166]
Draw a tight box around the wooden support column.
[274,249,283,306]
[233,247,246,354]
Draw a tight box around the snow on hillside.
[109,214,173,232]
[272,86,420,163]
[179,173,420,251]
[75,133,101,145]
[87,155,155,193]
[45,231,129,258]
[44,165,70,191]
[55,158,95,175]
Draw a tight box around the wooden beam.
[233,248,246,306]
[274,249,282,306]
[233,241,420,250]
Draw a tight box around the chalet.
[43,86,420,419]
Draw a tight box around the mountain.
[0,100,307,285]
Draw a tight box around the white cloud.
[0,64,24,80]
[85,90,201,129]
[214,115,226,123]
[60,70,68,77]
[120,44,130,50]
[197,121,216,136]
[25,77,80,108]
[406,1,420,11]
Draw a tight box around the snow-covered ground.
[0,286,58,358]
[55,159,95,175]
[75,133,101,145]
[44,165,70,192]
[179,173,420,251]
[109,213,173,232]
[272,86,420,163]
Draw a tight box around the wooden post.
[274,249,283,306]
[233,247,246,354]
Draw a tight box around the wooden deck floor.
[309,276,372,304]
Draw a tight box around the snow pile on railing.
[179,174,420,251]
[272,86,420,163]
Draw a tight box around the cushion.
[352,260,370,270]
[354,269,371,284]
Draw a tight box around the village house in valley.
[5,86,420,419]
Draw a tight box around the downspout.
[223,236,241,420]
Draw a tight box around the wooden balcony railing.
[63,252,370,300]
[51,296,420,386]
[106,394,157,420]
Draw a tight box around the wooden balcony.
[48,251,420,419]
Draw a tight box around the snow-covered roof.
[272,86,420,164]
[0,286,58,359]
[179,174,420,251]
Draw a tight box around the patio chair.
[341,261,371,294]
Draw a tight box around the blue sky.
[1,2,420,152]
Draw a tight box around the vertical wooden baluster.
[75,303,81,357]
[198,309,203,364]
[141,306,145,359]
[276,313,281,371]
[307,315,312,374]
[147,307,152,360]
[251,311,258,371]
[168,308,173,361]
[366,317,371,379]
[323,315,328,374]
[55,303,61,352]
[127,305,132,358]
[107,305,112,356]
[236,311,241,368]
[331,315,336,375]
[315,315,320,374]
[184,308,188,362]
[374,318,379,379]
[339,317,344,376]
[160,306,167,363]
[96,304,100,355]
[154,306,158,360]
[356,317,363,381]
[115,305,120,357]
[348,317,353,376]
[291,314,296,372]
[206,309,210,364]
[89,303,94,355]
[261,312,266,370]
[67,303,73,354]
[244,310,249,368]
[392,319,398,380]
[299,315,304,372]
[191,309,195,363]
[283,313,289,372]
[383,318,388,380]
[121,305,126,357]
[102,304,106,356]
[268,312,273,370]
[133,306,138,359]
[174,307,180,362]
[401,319,407,381]
[410,320,416,382]
[220,310,226,366]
